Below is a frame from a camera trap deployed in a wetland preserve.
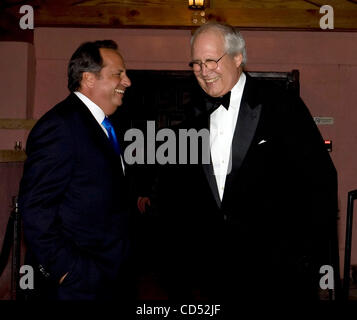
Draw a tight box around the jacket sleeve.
[282,93,339,285]
[18,113,77,283]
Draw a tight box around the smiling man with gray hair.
[158,22,340,301]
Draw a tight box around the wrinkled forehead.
[192,30,225,53]
[191,30,226,58]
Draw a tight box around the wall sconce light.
[188,0,205,10]
[188,0,208,24]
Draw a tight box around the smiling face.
[82,48,131,116]
[191,30,242,98]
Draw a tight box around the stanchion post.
[343,189,357,300]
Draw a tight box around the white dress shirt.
[74,91,125,173]
[210,72,246,200]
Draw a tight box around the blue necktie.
[102,117,121,156]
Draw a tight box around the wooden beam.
[0,150,26,163]
[0,119,36,130]
[34,0,357,10]
[210,0,357,10]
[32,6,357,31]
[2,1,357,36]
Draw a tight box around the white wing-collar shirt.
[210,72,246,200]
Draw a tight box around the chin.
[105,106,118,116]
[206,89,223,98]
[112,99,123,108]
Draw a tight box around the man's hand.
[137,196,151,214]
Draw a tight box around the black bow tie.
[204,91,231,114]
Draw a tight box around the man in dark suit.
[18,40,132,300]
[158,23,339,301]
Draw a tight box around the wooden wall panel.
[1,0,357,44]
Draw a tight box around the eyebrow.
[191,57,220,62]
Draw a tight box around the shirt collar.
[74,91,106,125]
[229,72,246,110]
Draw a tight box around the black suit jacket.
[157,74,339,300]
[18,93,131,300]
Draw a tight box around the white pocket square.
[258,139,267,145]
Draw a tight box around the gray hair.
[191,22,247,66]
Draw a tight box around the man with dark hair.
[158,22,339,301]
[18,40,132,300]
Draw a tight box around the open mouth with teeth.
[114,89,125,94]
[205,76,220,83]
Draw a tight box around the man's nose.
[122,74,131,87]
[200,63,210,76]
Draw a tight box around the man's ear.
[82,71,96,89]
[233,53,243,68]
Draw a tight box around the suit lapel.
[202,158,222,208]
[230,99,262,173]
[70,94,123,161]
[223,75,262,199]
[193,110,222,208]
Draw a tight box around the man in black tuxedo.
[18,40,132,300]
[158,23,339,301]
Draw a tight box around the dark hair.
[67,40,118,92]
